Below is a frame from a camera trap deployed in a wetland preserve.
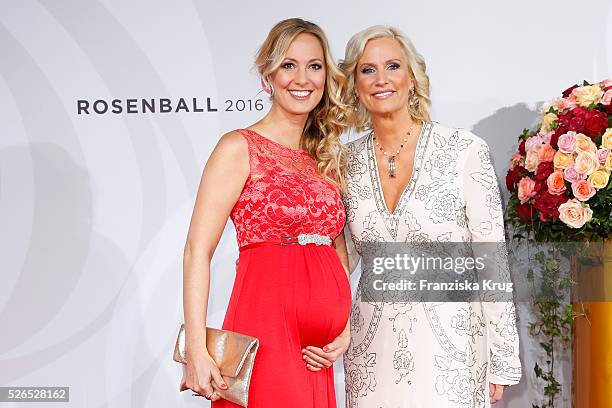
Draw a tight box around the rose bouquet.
[506,79,612,241]
[505,80,611,408]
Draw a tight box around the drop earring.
[409,86,419,109]
[260,77,274,97]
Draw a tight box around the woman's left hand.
[302,333,351,371]
[489,383,506,404]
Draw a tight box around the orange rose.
[537,143,556,162]
[571,180,596,201]
[518,177,536,204]
[546,171,567,195]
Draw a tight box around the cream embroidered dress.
[343,122,521,408]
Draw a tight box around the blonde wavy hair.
[339,25,431,131]
[255,18,350,191]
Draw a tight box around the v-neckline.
[367,122,432,238]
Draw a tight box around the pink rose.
[539,131,553,144]
[537,144,556,162]
[557,131,577,154]
[563,165,586,183]
[558,199,593,228]
[596,148,610,164]
[571,180,596,201]
[525,135,544,152]
[603,79,612,87]
[518,177,537,204]
[558,96,577,110]
[510,152,523,166]
[602,89,612,106]
[546,170,567,195]
[524,148,540,172]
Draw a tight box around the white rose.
[572,85,604,107]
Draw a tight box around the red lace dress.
[213,129,351,408]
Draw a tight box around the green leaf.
[534,362,543,377]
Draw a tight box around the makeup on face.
[355,38,413,115]
[269,33,326,115]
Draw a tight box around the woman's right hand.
[182,131,249,400]
[183,351,228,401]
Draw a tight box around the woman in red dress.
[182,18,352,407]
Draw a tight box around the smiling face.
[355,37,414,117]
[268,33,326,116]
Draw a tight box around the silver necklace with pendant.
[372,124,414,178]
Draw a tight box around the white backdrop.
[1,0,611,407]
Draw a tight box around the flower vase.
[572,241,612,408]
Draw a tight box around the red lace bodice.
[230,129,346,248]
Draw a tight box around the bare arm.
[182,131,249,397]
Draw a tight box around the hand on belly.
[301,332,351,371]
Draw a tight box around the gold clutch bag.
[173,324,259,407]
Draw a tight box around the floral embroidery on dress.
[345,360,378,400]
[393,329,415,384]
[344,123,522,408]
[450,306,486,343]
[434,358,487,408]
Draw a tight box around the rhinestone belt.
[239,233,335,252]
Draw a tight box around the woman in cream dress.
[302,26,521,408]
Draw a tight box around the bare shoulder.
[204,130,250,167]
[215,130,248,155]
[200,130,250,183]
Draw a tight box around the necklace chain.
[372,124,415,178]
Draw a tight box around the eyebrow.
[282,57,324,64]
[359,59,402,68]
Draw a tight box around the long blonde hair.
[255,18,350,191]
[339,25,431,131]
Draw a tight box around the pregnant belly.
[296,286,351,347]
[294,251,352,347]
[231,244,352,348]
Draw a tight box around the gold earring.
[409,87,419,109]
